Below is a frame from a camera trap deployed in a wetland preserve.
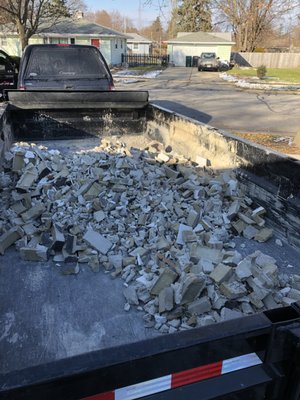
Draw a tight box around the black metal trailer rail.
[1,302,300,400]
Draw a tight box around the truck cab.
[17,44,114,91]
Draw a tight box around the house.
[127,33,152,55]
[166,32,235,67]
[0,17,129,66]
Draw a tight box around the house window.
[121,40,123,49]
[133,43,138,50]
[70,38,75,44]
[0,37,8,46]
[49,37,68,44]
[115,39,118,49]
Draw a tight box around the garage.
[167,32,235,67]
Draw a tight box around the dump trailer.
[1,89,300,400]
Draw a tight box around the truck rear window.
[24,47,108,79]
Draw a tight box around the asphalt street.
[115,67,300,137]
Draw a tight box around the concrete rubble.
[0,139,299,332]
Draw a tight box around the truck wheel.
[198,67,202,71]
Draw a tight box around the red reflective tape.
[82,391,114,400]
[171,361,222,388]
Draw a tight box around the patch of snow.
[220,72,300,91]
[113,69,162,79]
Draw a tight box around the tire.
[198,67,202,71]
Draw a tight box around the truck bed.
[1,136,300,376]
[1,95,300,399]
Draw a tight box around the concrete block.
[232,220,246,234]
[159,287,174,313]
[188,296,211,315]
[83,229,113,255]
[150,268,178,295]
[249,292,264,308]
[247,277,270,300]
[210,264,233,284]
[227,200,241,219]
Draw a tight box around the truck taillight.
[19,86,26,90]
[109,84,115,91]
[56,44,70,47]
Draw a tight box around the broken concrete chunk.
[186,209,199,228]
[61,263,80,275]
[93,210,106,222]
[254,228,273,243]
[235,258,253,281]
[220,281,248,300]
[151,268,178,296]
[176,224,193,245]
[0,226,24,255]
[209,264,233,284]
[180,274,205,305]
[123,286,139,305]
[21,203,45,222]
[19,245,49,261]
[51,224,65,251]
[188,296,211,315]
[220,307,244,321]
[83,229,113,255]
[16,164,38,191]
[159,287,174,313]
[189,245,222,264]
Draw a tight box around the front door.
[91,39,100,48]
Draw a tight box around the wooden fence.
[232,52,300,68]
[122,54,168,67]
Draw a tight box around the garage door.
[172,45,217,67]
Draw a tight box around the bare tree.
[177,0,212,32]
[213,0,298,51]
[0,0,84,49]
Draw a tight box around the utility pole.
[138,0,142,30]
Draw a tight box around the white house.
[0,17,128,66]
[167,32,235,67]
[127,33,152,55]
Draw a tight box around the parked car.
[18,44,114,91]
[0,49,19,97]
[197,52,221,72]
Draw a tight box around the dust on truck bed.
[0,95,300,398]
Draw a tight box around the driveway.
[115,67,300,137]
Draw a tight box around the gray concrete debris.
[209,264,233,284]
[1,140,299,333]
[150,268,178,296]
[83,229,113,255]
[0,226,24,255]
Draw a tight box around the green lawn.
[228,67,300,83]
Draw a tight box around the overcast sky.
[84,0,171,27]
